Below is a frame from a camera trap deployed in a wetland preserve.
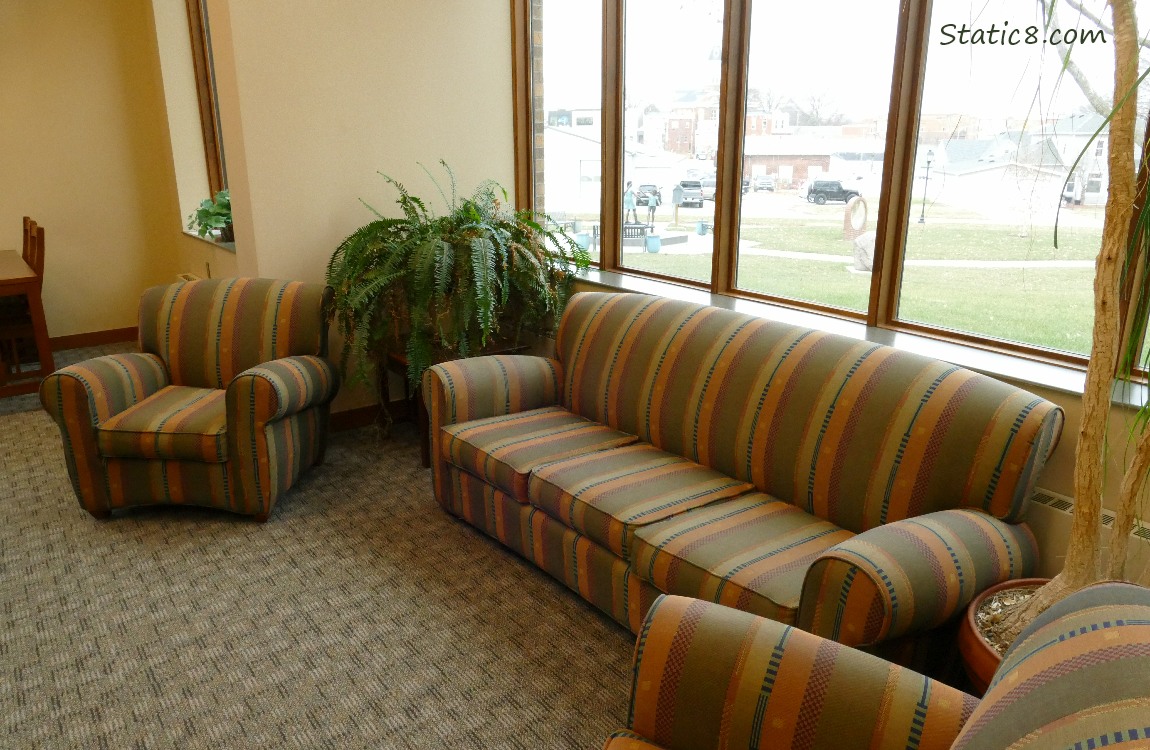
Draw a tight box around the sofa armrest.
[797,509,1038,648]
[421,354,563,427]
[226,355,340,423]
[422,355,563,511]
[621,595,976,750]
[39,352,170,515]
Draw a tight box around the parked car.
[700,178,717,201]
[806,179,860,204]
[635,183,661,202]
[754,175,775,191]
[741,178,750,194]
[677,180,704,208]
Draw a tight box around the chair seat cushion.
[632,493,854,623]
[97,386,227,462]
[441,406,637,498]
[527,443,753,558]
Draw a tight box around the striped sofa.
[41,278,339,521]
[605,583,1150,750]
[422,292,1064,650]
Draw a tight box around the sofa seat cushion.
[97,386,227,462]
[632,493,854,623]
[528,443,753,558]
[441,405,637,498]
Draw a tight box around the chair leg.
[86,508,111,520]
[254,512,270,523]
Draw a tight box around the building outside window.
[521,0,1139,363]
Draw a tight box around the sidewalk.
[625,222,1093,269]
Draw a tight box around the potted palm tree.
[326,161,591,390]
[962,0,1149,675]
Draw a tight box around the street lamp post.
[918,148,934,224]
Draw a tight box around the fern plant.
[326,161,591,388]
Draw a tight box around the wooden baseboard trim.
[50,327,137,352]
[330,405,383,432]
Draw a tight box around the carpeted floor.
[1,350,634,749]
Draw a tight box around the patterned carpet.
[1,351,633,749]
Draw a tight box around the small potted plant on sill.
[325,160,591,392]
[187,189,234,244]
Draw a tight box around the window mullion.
[711,0,752,295]
[868,0,932,328]
[599,0,625,271]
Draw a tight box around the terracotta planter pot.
[958,577,1049,695]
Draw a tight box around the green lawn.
[737,220,1102,262]
[621,252,1095,355]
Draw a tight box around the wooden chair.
[0,217,52,392]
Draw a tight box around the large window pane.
[734,1,898,311]
[537,0,602,262]
[897,0,1119,355]
[618,0,722,283]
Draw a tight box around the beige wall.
[204,0,517,408]
[205,0,517,284]
[0,0,190,336]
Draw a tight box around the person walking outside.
[646,189,660,226]
[623,181,638,224]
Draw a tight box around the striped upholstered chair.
[605,582,1150,750]
[41,278,339,521]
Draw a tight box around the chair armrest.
[226,355,339,423]
[39,352,169,515]
[797,509,1038,648]
[421,354,563,427]
[40,352,169,424]
[623,595,976,750]
[953,581,1150,749]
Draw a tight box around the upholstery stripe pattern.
[97,386,227,462]
[953,582,1150,750]
[632,494,855,624]
[624,595,976,750]
[796,509,1039,647]
[40,353,170,514]
[446,465,533,553]
[138,278,330,389]
[527,442,753,558]
[103,457,233,510]
[423,355,564,510]
[555,292,1064,531]
[442,406,637,498]
[601,731,665,750]
[523,508,661,632]
[42,279,336,519]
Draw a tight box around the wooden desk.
[0,249,54,397]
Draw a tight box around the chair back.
[138,277,331,389]
[21,217,45,278]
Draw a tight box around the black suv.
[806,180,860,204]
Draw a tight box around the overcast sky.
[542,0,1135,122]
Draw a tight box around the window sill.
[577,268,1094,400]
[183,230,235,253]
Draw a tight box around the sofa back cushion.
[138,278,331,390]
[555,292,1063,532]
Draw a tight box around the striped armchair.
[606,583,1150,750]
[41,278,339,521]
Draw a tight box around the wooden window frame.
[185,0,226,195]
[510,0,1141,372]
